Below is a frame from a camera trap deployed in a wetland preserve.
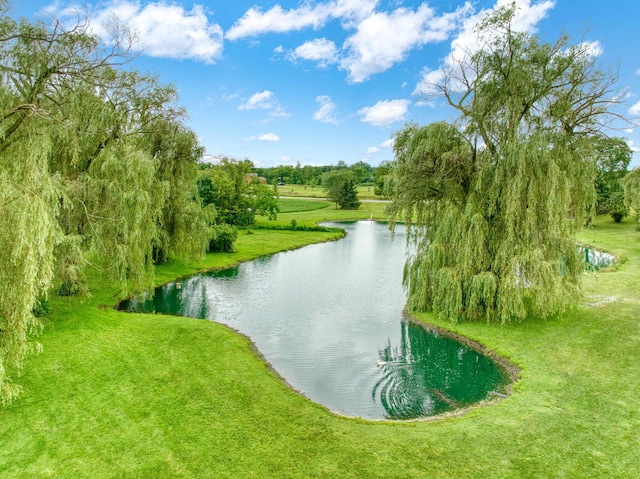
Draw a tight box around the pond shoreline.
[122,222,519,423]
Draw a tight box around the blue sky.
[12,0,640,167]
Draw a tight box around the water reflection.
[580,246,616,270]
[374,319,507,419]
[119,221,510,420]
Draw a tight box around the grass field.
[277,197,330,214]
[277,183,380,200]
[0,200,639,478]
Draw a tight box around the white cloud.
[341,3,471,83]
[581,40,603,57]
[226,3,328,40]
[244,133,281,142]
[629,100,640,117]
[226,0,377,40]
[313,95,341,125]
[290,38,338,67]
[239,90,290,119]
[83,1,224,63]
[239,90,277,110]
[380,139,394,148]
[358,99,410,127]
[365,146,379,154]
[627,139,639,153]
[229,1,469,82]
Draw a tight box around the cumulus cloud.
[365,146,379,154]
[358,99,410,127]
[228,0,469,82]
[226,3,327,40]
[581,40,603,57]
[74,1,224,63]
[226,0,377,40]
[289,38,339,67]
[629,100,640,117]
[239,90,278,110]
[313,95,341,125]
[341,3,471,83]
[244,133,281,142]
[239,90,290,118]
[380,138,394,148]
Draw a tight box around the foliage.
[337,177,361,209]
[389,5,618,323]
[622,167,640,225]
[0,2,209,401]
[208,224,238,253]
[374,160,393,198]
[254,160,380,192]
[607,191,628,223]
[198,157,279,228]
[592,137,631,220]
[321,169,361,209]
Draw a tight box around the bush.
[32,298,50,317]
[608,191,629,223]
[208,224,238,252]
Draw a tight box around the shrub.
[208,224,238,252]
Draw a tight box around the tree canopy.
[592,137,632,222]
[388,4,619,324]
[198,157,279,227]
[322,169,361,209]
[0,1,209,402]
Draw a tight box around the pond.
[119,221,511,420]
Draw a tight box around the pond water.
[581,246,616,270]
[119,221,510,420]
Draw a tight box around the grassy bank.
[0,202,639,478]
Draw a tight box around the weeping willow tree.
[389,4,618,323]
[0,1,209,401]
[622,168,640,225]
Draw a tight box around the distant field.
[277,183,379,200]
[277,197,329,213]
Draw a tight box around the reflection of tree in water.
[373,319,507,420]
[206,265,240,279]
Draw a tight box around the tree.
[388,4,618,323]
[622,167,640,225]
[374,160,393,198]
[0,2,209,402]
[592,137,632,222]
[198,157,279,227]
[322,169,360,209]
[337,178,361,210]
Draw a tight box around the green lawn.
[277,183,380,200]
[0,205,639,478]
[277,197,329,214]
[264,199,388,228]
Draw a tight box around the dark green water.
[120,221,510,420]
